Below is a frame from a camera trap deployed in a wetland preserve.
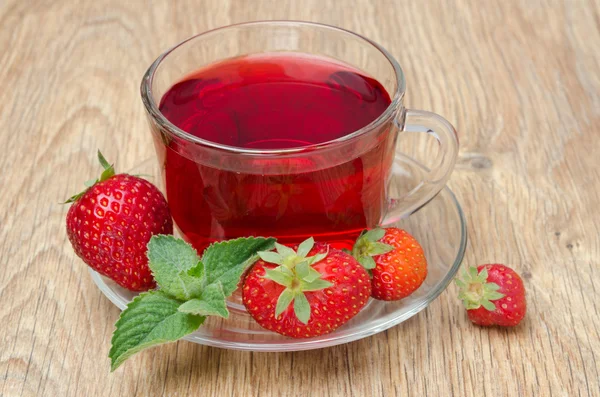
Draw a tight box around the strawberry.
[65,151,173,291]
[242,238,371,338]
[456,264,526,327]
[352,227,428,301]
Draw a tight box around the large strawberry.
[352,227,428,301]
[65,151,173,291]
[456,264,526,327]
[242,238,371,338]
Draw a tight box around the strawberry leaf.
[358,256,376,270]
[303,267,322,283]
[300,278,333,291]
[368,242,394,256]
[307,252,327,265]
[481,300,496,311]
[363,228,385,242]
[258,251,284,265]
[279,266,295,277]
[296,237,314,257]
[293,292,311,324]
[263,268,293,287]
[486,291,505,301]
[201,237,276,296]
[275,289,295,317]
[275,242,296,257]
[296,261,310,279]
[147,235,204,300]
[109,291,204,372]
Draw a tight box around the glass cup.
[141,21,459,252]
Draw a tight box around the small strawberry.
[65,151,173,291]
[242,238,371,338]
[352,227,428,301]
[456,264,526,327]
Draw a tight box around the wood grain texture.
[1,0,599,396]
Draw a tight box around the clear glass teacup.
[141,21,458,252]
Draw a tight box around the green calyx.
[259,237,332,324]
[351,228,393,270]
[455,266,505,311]
[64,150,116,203]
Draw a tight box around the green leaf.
[481,300,496,311]
[363,228,385,242]
[307,252,327,265]
[468,266,478,279]
[296,237,314,257]
[486,291,506,301]
[279,266,294,277]
[477,267,489,282]
[368,242,394,256]
[178,282,229,318]
[201,237,276,297]
[97,151,115,181]
[359,256,376,270]
[109,291,204,371]
[258,251,284,265]
[486,283,501,291]
[304,267,322,283]
[147,235,204,300]
[300,278,333,291]
[296,261,310,279]
[293,292,310,324]
[263,268,293,287]
[454,279,466,289]
[97,150,111,170]
[275,289,295,317]
[187,261,204,278]
[275,242,296,257]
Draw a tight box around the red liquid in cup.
[155,53,394,251]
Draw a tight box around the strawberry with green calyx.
[65,150,173,291]
[109,235,275,371]
[351,228,394,269]
[456,264,526,327]
[242,238,371,338]
[352,227,428,301]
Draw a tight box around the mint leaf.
[147,235,204,300]
[109,291,204,371]
[201,237,276,296]
[178,282,229,318]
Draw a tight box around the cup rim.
[140,20,406,155]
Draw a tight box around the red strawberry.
[65,151,173,291]
[352,227,428,301]
[242,238,371,338]
[456,264,526,327]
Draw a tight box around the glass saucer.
[90,154,467,351]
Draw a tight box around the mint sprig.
[109,235,275,371]
[109,291,204,371]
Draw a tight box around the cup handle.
[381,109,459,225]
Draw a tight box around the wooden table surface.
[2,0,599,396]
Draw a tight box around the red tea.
[155,53,394,251]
